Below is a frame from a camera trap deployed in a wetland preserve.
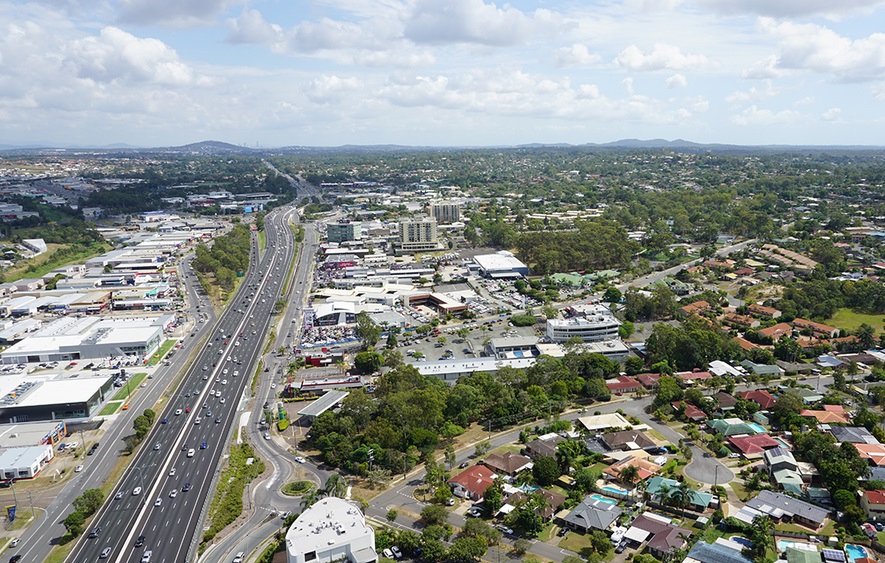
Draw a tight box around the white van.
[187,448,195,458]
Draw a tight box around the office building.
[285,497,376,563]
[398,218,438,251]
[327,221,362,243]
[431,201,461,224]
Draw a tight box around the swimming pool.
[845,544,867,563]
[777,540,817,553]
[748,422,766,433]
[602,485,630,496]
[590,494,617,505]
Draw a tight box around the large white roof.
[473,252,527,273]
[286,498,372,553]
[14,377,112,407]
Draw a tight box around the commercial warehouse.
[0,376,114,423]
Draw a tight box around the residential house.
[763,447,806,493]
[738,390,777,410]
[645,476,714,511]
[709,418,765,437]
[672,402,707,422]
[716,392,738,413]
[758,322,793,341]
[604,456,661,483]
[732,336,759,351]
[792,318,839,339]
[577,413,633,433]
[560,496,622,533]
[677,371,713,386]
[684,538,753,563]
[736,490,829,530]
[723,313,760,329]
[600,430,656,452]
[854,443,885,467]
[740,360,784,377]
[503,488,565,521]
[727,435,781,458]
[678,301,711,318]
[525,433,564,459]
[625,513,692,560]
[637,373,661,389]
[800,405,850,425]
[606,375,641,395]
[448,465,497,500]
[709,360,743,378]
[482,452,532,477]
[860,490,885,522]
[829,426,879,445]
[748,304,782,319]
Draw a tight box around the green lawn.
[98,401,123,416]
[4,241,110,283]
[147,339,176,366]
[825,308,884,334]
[258,230,267,251]
[110,372,148,401]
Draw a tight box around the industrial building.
[0,315,171,365]
[472,251,529,278]
[0,376,114,423]
[0,444,54,479]
[285,497,376,563]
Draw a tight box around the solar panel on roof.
[821,549,846,562]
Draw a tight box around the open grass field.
[825,308,884,334]
[110,372,148,401]
[98,401,123,416]
[3,241,110,283]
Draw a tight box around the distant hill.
[159,141,256,155]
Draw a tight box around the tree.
[73,489,105,517]
[474,441,491,457]
[63,510,85,536]
[532,456,561,486]
[512,538,531,556]
[387,509,398,522]
[420,538,447,563]
[483,478,505,516]
[603,286,622,303]
[321,474,347,498]
[354,351,383,373]
[355,312,382,349]
[624,356,645,376]
[746,515,774,561]
[857,323,877,350]
[421,504,450,526]
[589,530,612,556]
[447,537,486,563]
[619,465,640,489]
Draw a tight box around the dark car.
[182,482,191,492]
[557,527,569,537]
[135,535,145,547]
[615,541,627,554]
[10,555,22,563]
[88,527,101,538]
[200,441,208,450]
[459,461,469,468]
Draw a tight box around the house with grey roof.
[829,426,879,445]
[685,538,753,563]
[560,496,622,533]
[739,490,829,530]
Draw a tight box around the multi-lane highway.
[67,207,297,563]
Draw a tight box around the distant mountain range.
[2,139,885,156]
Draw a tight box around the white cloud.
[554,44,600,67]
[226,9,287,51]
[615,43,710,72]
[402,0,558,46]
[874,83,885,101]
[305,75,363,104]
[742,55,785,80]
[731,104,802,125]
[666,73,687,88]
[759,18,885,81]
[622,77,634,95]
[65,27,198,86]
[821,107,841,121]
[726,83,779,104]
[118,0,241,27]
[694,0,885,18]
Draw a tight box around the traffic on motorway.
[68,207,297,563]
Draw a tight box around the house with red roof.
[606,375,641,394]
[716,392,738,413]
[679,300,711,318]
[855,443,885,467]
[448,465,497,500]
[637,373,660,389]
[792,318,839,338]
[738,390,777,410]
[861,490,885,522]
[748,304,782,319]
[672,401,707,422]
[627,514,692,561]
[759,323,793,341]
[800,404,850,425]
[728,434,781,458]
[676,371,713,386]
[733,336,759,351]
[722,313,760,329]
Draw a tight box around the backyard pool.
[777,540,817,553]
[845,544,868,563]
[590,494,617,505]
[601,485,631,496]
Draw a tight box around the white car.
[169,468,176,476]
[169,489,178,498]
[294,456,306,463]
[75,465,84,472]
[154,498,162,507]
[133,487,142,496]
[222,379,227,385]
[175,409,182,416]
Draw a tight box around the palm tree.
[618,465,640,501]
[666,481,694,520]
[300,488,320,511]
[321,474,347,498]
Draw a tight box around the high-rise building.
[326,220,361,243]
[431,201,461,224]
[399,217,438,251]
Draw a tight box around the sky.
[3,0,885,148]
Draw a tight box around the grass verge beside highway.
[200,443,266,551]
[147,339,177,366]
[98,401,123,416]
[110,372,148,401]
